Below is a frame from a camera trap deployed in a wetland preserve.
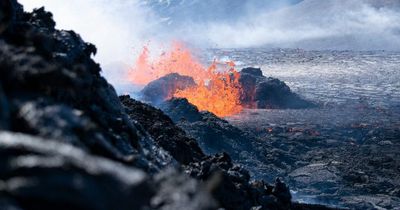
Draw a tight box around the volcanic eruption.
[129,42,243,117]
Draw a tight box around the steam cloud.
[199,0,400,50]
[19,0,400,91]
[19,0,160,64]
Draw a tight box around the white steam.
[198,0,400,49]
[19,0,163,92]
[19,0,400,60]
[19,0,161,64]
[18,0,400,92]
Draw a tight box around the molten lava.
[129,42,209,85]
[173,62,242,117]
[129,42,243,117]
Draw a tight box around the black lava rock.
[239,67,317,109]
[161,98,261,160]
[140,73,196,104]
[161,97,203,122]
[0,132,153,210]
[120,95,205,165]
[0,132,219,210]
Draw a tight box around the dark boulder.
[140,73,196,104]
[239,67,316,109]
[254,78,310,109]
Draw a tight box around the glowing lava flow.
[129,42,243,117]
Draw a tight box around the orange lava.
[173,62,242,117]
[129,42,209,85]
[129,42,243,117]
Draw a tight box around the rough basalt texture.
[0,2,143,165]
[0,132,153,210]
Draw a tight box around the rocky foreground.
[0,1,335,210]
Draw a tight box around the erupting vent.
[129,42,243,117]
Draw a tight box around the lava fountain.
[128,42,243,117]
